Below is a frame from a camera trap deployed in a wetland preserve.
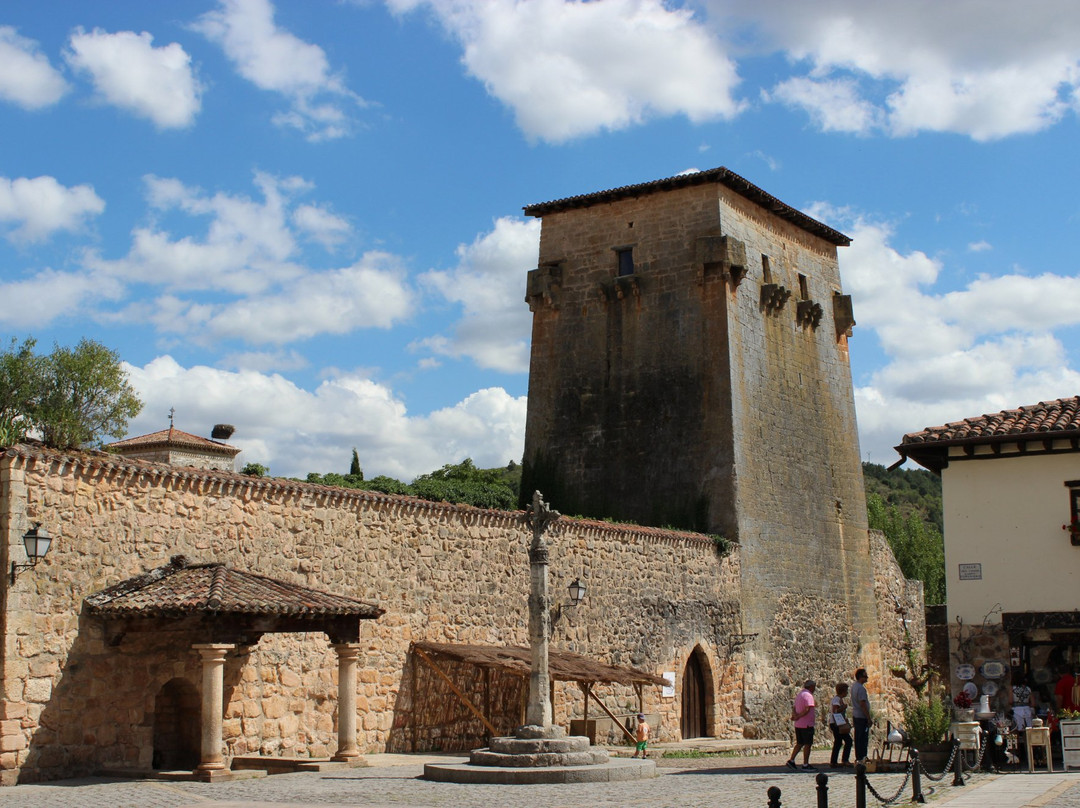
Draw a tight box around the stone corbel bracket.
[833,293,856,339]
[525,262,564,311]
[760,283,792,312]
[796,299,824,329]
[695,234,747,286]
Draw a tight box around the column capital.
[332,642,363,660]
[192,643,234,662]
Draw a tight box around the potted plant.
[953,691,975,722]
[904,691,953,770]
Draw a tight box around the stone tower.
[520,168,881,723]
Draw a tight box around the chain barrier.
[862,758,914,806]
[917,743,957,782]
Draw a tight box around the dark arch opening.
[681,646,714,739]
[153,677,200,770]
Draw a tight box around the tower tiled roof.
[106,427,240,457]
[522,166,851,247]
[85,555,384,619]
[895,396,1080,472]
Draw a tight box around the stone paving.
[0,751,1042,808]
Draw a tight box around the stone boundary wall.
[0,445,743,783]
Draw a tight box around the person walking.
[851,668,873,763]
[829,681,853,768]
[786,680,818,771]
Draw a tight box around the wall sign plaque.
[958,563,982,580]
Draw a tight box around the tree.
[0,337,142,449]
[0,337,43,444]
[349,448,363,479]
[241,463,269,477]
[867,492,946,604]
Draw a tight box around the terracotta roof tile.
[85,555,384,619]
[106,427,240,456]
[900,396,1080,447]
[522,166,851,247]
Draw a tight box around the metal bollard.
[767,784,782,807]
[952,738,965,787]
[910,750,925,803]
[816,771,829,808]
[855,761,867,808]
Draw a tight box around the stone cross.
[523,490,560,729]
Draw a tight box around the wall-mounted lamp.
[552,577,586,627]
[567,577,586,606]
[10,523,52,584]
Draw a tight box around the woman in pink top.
[786,680,818,771]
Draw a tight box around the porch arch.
[153,677,200,770]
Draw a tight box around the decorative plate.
[956,664,976,681]
[962,682,979,699]
[1034,667,1053,685]
[980,660,1007,679]
[981,680,999,696]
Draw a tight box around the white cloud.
[0,26,70,109]
[0,268,123,328]
[417,216,539,372]
[765,76,881,135]
[123,355,527,479]
[0,175,105,243]
[147,252,415,344]
[65,28,202,129]
[713,0,1080,140]
[390,0,743,142]
[835,214,1080,464]
[968,241,992,253]
[195,0,363,141]
[293,204,351,249]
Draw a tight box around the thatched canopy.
[413,641,667,687]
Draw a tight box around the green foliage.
[410,458,517,510]
[863,462,942,532]
[301,458,520,509]
[241,463,269,477]
[349,448,363,479]
[867,492,946,604]
[902,691,952,749]
[0,336,142,449]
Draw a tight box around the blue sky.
[1,0,1078,479]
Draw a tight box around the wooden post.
[414,647,499,736]
[588,687,636,743]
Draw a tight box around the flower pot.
[916,742,953,773]
[954,708,975,722]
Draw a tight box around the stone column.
[524,491,560,730]
[193,643,234,774]
[331,642,362,761]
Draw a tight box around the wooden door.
[681,650,708,738]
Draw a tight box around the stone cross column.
[331,642,362,761]
[193,643,234,774]
[523,491,560,729]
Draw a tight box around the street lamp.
[11,523,52,584]
[567,577,586,606]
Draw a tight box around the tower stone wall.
[521,169,883,730]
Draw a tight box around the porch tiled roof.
[85,555,384,619]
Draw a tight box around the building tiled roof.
[106,427,240,456]
[895,396,1080,471]
[85,555,384,619]
[522,166,852,247]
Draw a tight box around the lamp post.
[11,523,52,584]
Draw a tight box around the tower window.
[798,273,809,299]
[761,255,772,283]
[616,247,635,276]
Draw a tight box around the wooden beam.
[414,646,499,737]
[588,688,636,743]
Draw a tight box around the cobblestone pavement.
[0,754,1058,808]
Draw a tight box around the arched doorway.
[681,646,713,739]
[153,678,200,770]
